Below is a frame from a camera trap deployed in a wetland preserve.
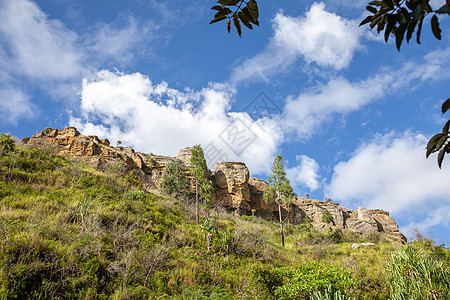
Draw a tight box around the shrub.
[386,245,450,300]
[0,133,15,153]
[321,210,334,224]
[254,262,355,299]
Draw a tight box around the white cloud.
[70,70,283,174]
[231,2,363,82]
[286,155,321,192]
[281,76,386,140]
[84,17,156,66]
[0,88,36,124]
[280,44,450,141]
[0,0,82,79]
[327,131,450,233]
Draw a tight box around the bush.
[0,133,15,153]
[254,262,355,299]
[386,245,450,300]
[321,210,334,224]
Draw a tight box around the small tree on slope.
[263,154,293,247]
[190,145,213,225]
[160,159,188,199]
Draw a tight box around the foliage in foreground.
[386,244,450,300]
[0,134,449,299]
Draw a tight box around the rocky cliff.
[28,127,406,242]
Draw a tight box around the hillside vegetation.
[0,133,449,299]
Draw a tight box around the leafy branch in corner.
[360,0,450,167]
[209,0,259,37]
[360,0,449,50]
[426,98,450,168]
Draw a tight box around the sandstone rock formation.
[29,127,406,243]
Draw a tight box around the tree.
[190,145,214,225]
[160,159,188,199]
[263,154,293,247]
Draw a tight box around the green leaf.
[218,0,240,5]
[366,5,378,13]
[406,19,418,43]
[395,21,408,50]
[360,15,373,26]
[438,148,445,168]
[247,0,259,21]
[384,14,396,42]
[242,7,259,25]
[441,98,450,114]
[416,16,424,44]
[369,0,392,8]
[211,5,223,11]
[238,11,253,29]
[214,7,232,18]
[209,15,227,24]
[233,13,242,37]
[436,134,448,150]
[227,19,231,33]
[442,120,450,134]
[426,133,444,157]
[431,14,441,40]
[370,15,383,29]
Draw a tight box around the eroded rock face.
[29,127,406,243]
[214,162,251,213]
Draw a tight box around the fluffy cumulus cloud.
[70,70,283,174]
[0,0,160,125]
[231,2,363,82]
[286,155,321,192]
[0,0,82,79]
[281,76,386,140]
[327,131,450,232]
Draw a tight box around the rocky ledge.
[28,127,407,243]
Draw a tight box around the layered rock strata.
[28,127,406,242]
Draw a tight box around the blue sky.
[1,0,449,244]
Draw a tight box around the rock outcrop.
[28,127,406,243]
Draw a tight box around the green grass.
[0,138,449,299]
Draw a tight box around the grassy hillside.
[0,134,449,299]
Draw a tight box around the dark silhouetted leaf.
[227,19,231,33]
[209,15,227,24]
[238,11,253,29]
[360,15,373,26]
[243,7,258,25]
[436,134,448,150]
[366,5,378,13]
[442,98,450,114]
[370,15,383,29]
[384,14,396,42]
[369,0,390,7]
[395,21,408,50]
[214,7,232,18]
[431,15,441,40]
[211,5,223,11]
[247,0,259,21]
[426,133,444,157]
[406,19,418,43]
[233,13,242,37]
[218,0,240,5]
[438,148,445,168]
[443,120,450,134]
[416,16,424,44]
